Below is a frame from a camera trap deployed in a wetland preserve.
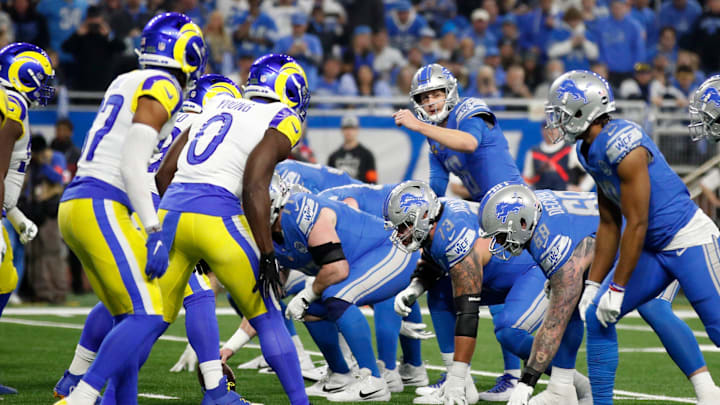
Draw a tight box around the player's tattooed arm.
[156,127,189,196]
[449,239,485,364]
[527,237,594,372]
[449,244,484,298]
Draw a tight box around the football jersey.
[319,183,396,218]
[64,69,183,207]
[147,111,196,196]
[428,97,523,201]
[576,119,697,251]
[273,192,392,275]
[276,160,362,193]
[529,190,599,278]
[160,97,303,216]
[3,89,31,210]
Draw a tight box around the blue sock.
[82,314,168,392]
[374,298,401,370]
[305,320,349,373]
[400,302,423,367]
[585,304,617,405]
[79,302,114,352]
[280,301,298,336]
[551,312,583,369]
[249,310,308,405]
[638,298,706,376]
[0,292,9,318]
[490,304,522,371]
[111,354,139,405]
[184,290,220,363]
[330,301,380,377]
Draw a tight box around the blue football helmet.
[138,12,206,89]
[243,54,310,122]
[183,74,242,113]
[0,43,55,106]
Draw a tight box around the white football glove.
[394,279,425,317]
[169,343,197,372]
[543,279,551,300]
[285,283,319,321]
[399,321,436,340]
[441,362,468,405]
[7,207,38,245]
[507,381,533,405]
[596,285,625,327]
[578,280,601,322]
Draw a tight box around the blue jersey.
[274,192,391,275]
[428,97,522,202]
[576,119,696,251]
[276,160,362,193]
[319,183,396,218]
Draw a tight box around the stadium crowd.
[0,0,717,105]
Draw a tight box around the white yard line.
[0,316,701,403]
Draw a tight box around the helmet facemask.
[689,77,720,142]
[384,180,440,253]
[269,173,291,226]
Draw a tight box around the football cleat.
[377,360,403,393]
[573,371,592,405]
[326,368,391,402]
[200,376,251,405]
[415,372,446,396]
[302,364,328,382]
[698,385,720,405]
[305,370,354,397]
[477,373,518,402]
[53,370,82,398]
[529,381,578,405]
[0,383,16,394]
[237,355,268,370]
[399,362,429,387]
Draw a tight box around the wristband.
[519,366,542,387]
[584,280,601,288]
[609,281,625,293]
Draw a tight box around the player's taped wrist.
[6,206,27,231]
[222,327,251,353]
[584,279,601,290]
[519,366,542,387]
[609,281,625,293]
[299,282,320,303]
[406,278,426,300]
[454,294,482,337]
[309,242,345,266]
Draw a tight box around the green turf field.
[0,295,713,404]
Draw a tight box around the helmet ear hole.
[574,110,582,118]
[520,218,527,229]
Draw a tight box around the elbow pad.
[309,242,346,266]
[454,294,482,337]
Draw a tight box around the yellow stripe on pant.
[0,225,17,294]
[159,210,271,323]
[58,199,163,316]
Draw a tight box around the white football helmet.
[409,64,459,124]
[689,75,720,141]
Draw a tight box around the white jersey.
[4,89,31,210]
[147,111,197,196]
[171,96,303,199]
[75,69,183,194]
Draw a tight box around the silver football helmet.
[478,182,542,260]
[545,70,615,144]
[269,172,291,226]
[689,75,720,141]
[409,64,459,124]
[383,180,441,252]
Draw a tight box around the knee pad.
[325,298,352,322]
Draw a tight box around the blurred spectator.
[676,49,705,85]
[483,0,502,39]
[263,0,301,38]
[25,135,68,304]
[647,26,678,75]
[619,62,652,101]
[314,56,357,108]
[687,0,720,75]
[328,114,377,183]
[343,25,374,74]
[343,0,384,35]
[50,118,80,178]
[8,0,49,49]
[231,0,277,60]
[501,64,531,107]
[355,64,392,102]
[469,65,501,98]
[523,126,593,191]
[61,6,125,91]
[373,29,406,81]
[385,0,428,53]
[522,50,542,90]
[591,62,610,80]
[458,37,483,74]
[462,9,497,59]
[517,0,556,57]
[534,59,565,99]
[631,0,658,49]
[658,0,701,43]
[228,51,255,89]
[36,0,87,64]
[176,0,208,27]
[672,64,698,98]
[581,0,608,36]
[308,4,345,57]
[417,27,436,66]
[484,45,505,86]
[498,38,518,69]
[650,66,687,109]
[597,0,645,87]
[406,46,424,71]
[205,11,234,74]
[274,12,323,90]
[699,167,720,217]
[391,65,415,96]
[435,23,459,61]
[418,0,469,34]
[499,14,519,42]
[103,0,151,46]
[547,7,599,71]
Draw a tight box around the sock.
[0,292,9,318]
[691,371,717,400]
[638,298,706,376]
[335,304,381,377]
[184,290,220,363]
[69,345,97,376]
[79,302,114,352]
[549,366,574,385]
[441,352,454,369]
[199,360,223,392]
[68,380,101,404]
[249,310,308,405]
[339,333,354,366]
[551,312,584,369]
[506,369,521,378]
[305,320,350,373]
[374,298,401,371]
[585,304,617,405]
[111,354,139,405]
[400,301,423,367]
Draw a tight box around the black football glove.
[254,251,283,298]
[193,259,211,275]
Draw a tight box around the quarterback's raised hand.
[145,227,168,280]
[254,251,283,298]
[506,382,533,405]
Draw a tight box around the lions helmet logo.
[399,193,427,213]
[556,79,588,104]
[702,87,720,108]
[495,195,524,224]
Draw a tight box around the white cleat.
[573,371,592,405]
[237,355,268,370]
[302,364,328,382]
[477,373,518,402]
[326,368,391,402]
[377,361,403,393]
[415,373,446,396]
[305,370,354,397]
[529,381,579,405]
[697,385,720,405]
[399,363,429,387]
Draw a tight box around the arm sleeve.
[121,123,161,230]
[429,150,449,197]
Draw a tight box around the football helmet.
[0,43,55,106]
[243,54,311,122]
[689,75,720,141]
[478,182,541,260]
[138,12,206,89]
[183,74,242,113]
[383,180,441,252]
[409,64,459,124]
[545,69,615,144]
[269,172,291,226]
[0,88,9,127]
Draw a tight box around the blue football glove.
[145,229,169,280]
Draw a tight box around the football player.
[277,160,363,192]
[55,13,206,405]
[154,54,310,404]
